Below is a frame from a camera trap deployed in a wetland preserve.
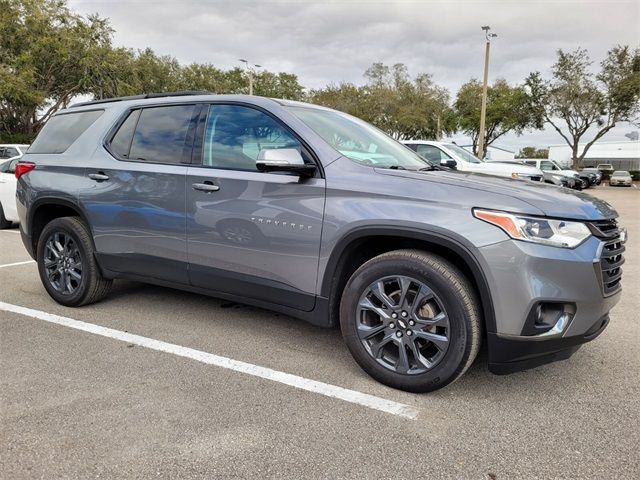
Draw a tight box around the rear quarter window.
[29,110,104,154]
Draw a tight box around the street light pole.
[477,26,497,160]
[239,59,262,96]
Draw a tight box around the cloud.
[70,0,640,149]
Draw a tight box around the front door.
[186,104,325,311]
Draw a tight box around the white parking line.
[0,301,419,420]
[0,260,35,269]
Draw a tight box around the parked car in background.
[0,157,20,228]
[609,171,632,187]
[486,159,580,189]
[597,163,615,175]
[403,141,544,182]
[522,159,595,188]
[0,144,30,160]
[581,167,603,185]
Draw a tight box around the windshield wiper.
[418,164,446,171]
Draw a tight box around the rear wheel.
[36,217,112,307]
[340,250,481,393]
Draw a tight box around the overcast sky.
[70,0,639,153]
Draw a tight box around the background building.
[548,141,640,170]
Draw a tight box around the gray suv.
[15,93,625,392]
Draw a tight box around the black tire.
[0,203,12,229]
[340,249,481,393]
[36,216,112,307]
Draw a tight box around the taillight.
[15,162,36,179]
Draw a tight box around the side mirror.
[256,148,317,177]
[441,159,457,169]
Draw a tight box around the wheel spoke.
[414,312,449,328]
[396,342,411,373]
[68,268,82,281]
[397,277,412,310]
[358,297,390,320]
[407,339,432,370]
[412,284,434,311]
[46,243,60,259]
[370,281,395,309]
[369,333,395,359]
[414,330,449,352]
[357,322,386,341]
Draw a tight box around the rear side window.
[110,109,141,158]
[0,147,19,159]
[127,105,196,164]
[29,110,103,154]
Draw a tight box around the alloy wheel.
[356,275,450,374]
[43,232,83,295]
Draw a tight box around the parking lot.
[1,186,638,479]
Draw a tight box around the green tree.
[455,78,540,158]
[309,62,454,140]
[0,0,117,141]
[516,146,549,159]
[526,46,640,168]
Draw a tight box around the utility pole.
[239,59,262,95]
[477,26,497,160]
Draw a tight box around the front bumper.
[479,233,623,374]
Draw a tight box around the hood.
[376,168,617,220]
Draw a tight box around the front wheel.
[340,250,482,393]
[36,217,112,307]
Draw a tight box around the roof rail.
[70,91,212,108]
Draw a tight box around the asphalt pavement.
[1,186,638,479]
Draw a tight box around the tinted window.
[29,110,103,154]
[202,105,301,171]
[0,147,19,159]
[110,109,141,158]
[129,105,196,164]
[540,161,557,171]
[416,144,451,162]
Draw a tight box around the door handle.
[192,182,220,192]
[88,172,109,182]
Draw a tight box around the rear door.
[186,103,325,311]
[79,104,199,283]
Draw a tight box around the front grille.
[588,219,625,295]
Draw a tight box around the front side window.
[29,110,104,154]
[416,144,452,163]
[202,104,302,171]
[128,105,196,164]
[540,160,558,171]
[288,107,429,170]
[442,144,482,164]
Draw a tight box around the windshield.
[612,171,629,177]
[442,144,482,164]
[287,107,431,170]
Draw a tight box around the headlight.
[473,209,591,248]
[551,175,564,181]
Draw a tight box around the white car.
[609,170,633,187]
[0,157,20,228]
[403,141,544,182]
[520,158,595,188]
[0,144,30,161]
